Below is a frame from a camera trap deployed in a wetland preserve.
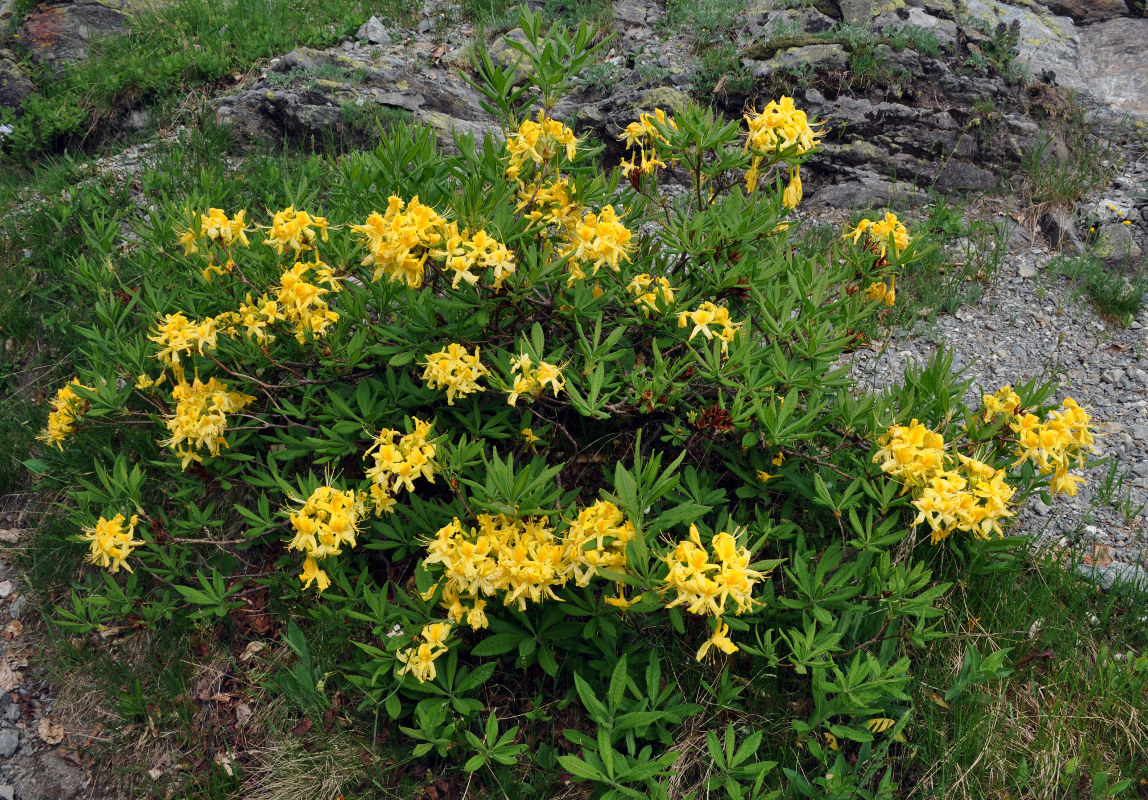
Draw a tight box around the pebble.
[0,730,18,759]
[7,596,24,620]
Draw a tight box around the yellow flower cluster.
[911,455,1016,544]
[517,177,579,229]
[397,622,452,683]
[435,224,516,290]
[420,500,636,643]
[677,302,741,354]
[274,261,341,343]
[562,501,637,596]
[352,196,445,288]
[507,353,565,406]
[981,385,1020,423]
[627,274,675,316]
[865,275,896,306]
[560,205,634,285]
[162,376,255,469]
[662,524,767,661]
[179,208,251,280]
[364,418,437,514]
[352,197,515,292]
[873,419,947,487]
[781,167,803,209]
[619,108,677,178]
[37,379,94,449]
[287,485,366,593]
[149,313,219,380]
[505,111,578,182]
[421,343,489,405]
[1012,398,1095,496]
[226,293,285,344]
[743,97,820,196]
[844,212,910,259]
[80,513,143,573]
[264,206,329,257]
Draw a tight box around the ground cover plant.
[0,0,418,160]
[14,8,1147,799]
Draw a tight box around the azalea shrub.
[31,9,1097,798]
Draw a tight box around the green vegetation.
[3,5,1145,800]
[1045,253,1147,320]
[1022,131,1116,209]
[0,0,418,160]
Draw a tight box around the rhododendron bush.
[31,10,1096,797]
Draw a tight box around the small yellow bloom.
[80,513,143,573]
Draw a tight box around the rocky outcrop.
[17,0,129,74]
[215,43,498,150]
[0,49,33,112]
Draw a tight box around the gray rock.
[1040,0,1128,25]
[489,28,535,79]
[0,49,33,112]
[933,160,997,191]
[8,594,24,619]
[749,43,848,79]
[0,729,17,759]
[807,173,926,208]
[125,109,149,131]
[356,16,391,45]
[18,0,131,74]
[1076,561,1148,594]
[1078,19,1148,117]
[13,750,87,800]
[0,784,13,800]
[613,0,653,47]
[1092,222,1144,270]
[1040,208,1082,252]
[837,0,874,24]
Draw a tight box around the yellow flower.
[364,418,438,512]
[743,97,821,194]
[397,641,446,683]
[274,261,340,343]
[782,166,803,209]
[162,376,255,469]
[288,485,366,592]
[506,110,579,182]
[37,379,95,449]
[981,385,1021,423]
[873,419,946,487]
[677,302,740,354]
[506,353,565,406]
[80,513,143,573]
[627,274,675,316]
[264,206,329,256]
[421,344,489,405]
[352,196,445,288]
[696,621,738,661]
[148,313,219,379]
[844,212,910,258]
[299,555,331,593]
[560,205,633,285]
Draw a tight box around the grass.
[1021,128,1116,209]
[1045,253,1147,321]
[1,0,419,160]
[909,544,1148,798]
